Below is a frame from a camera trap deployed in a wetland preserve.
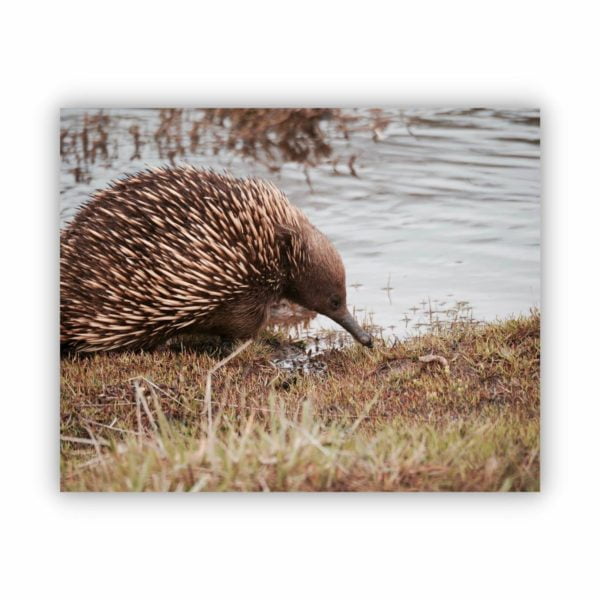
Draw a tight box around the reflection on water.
[60,107,540,339]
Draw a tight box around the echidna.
[60,166,372,353]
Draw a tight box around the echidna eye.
[330,296,341,310]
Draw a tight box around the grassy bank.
[60,312,540,491]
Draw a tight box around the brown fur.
[60,167,371,352]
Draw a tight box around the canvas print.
[60,108,540,491]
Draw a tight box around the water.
[60,108,540,340]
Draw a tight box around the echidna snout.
[284,277,372,347]
[330,310,373,347]
[283,227,373,347]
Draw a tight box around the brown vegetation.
[60,108,391,185]
[60,312,540,492]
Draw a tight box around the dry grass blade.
[60,435,110,447]
[418,354,450,373]
[204,339,253,431]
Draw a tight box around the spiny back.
[60,167,310,351]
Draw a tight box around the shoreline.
[60,311,540,491]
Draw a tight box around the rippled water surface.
[60,108,540,339]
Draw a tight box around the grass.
[60,311,540,492]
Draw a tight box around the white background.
[1,1,597,598]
